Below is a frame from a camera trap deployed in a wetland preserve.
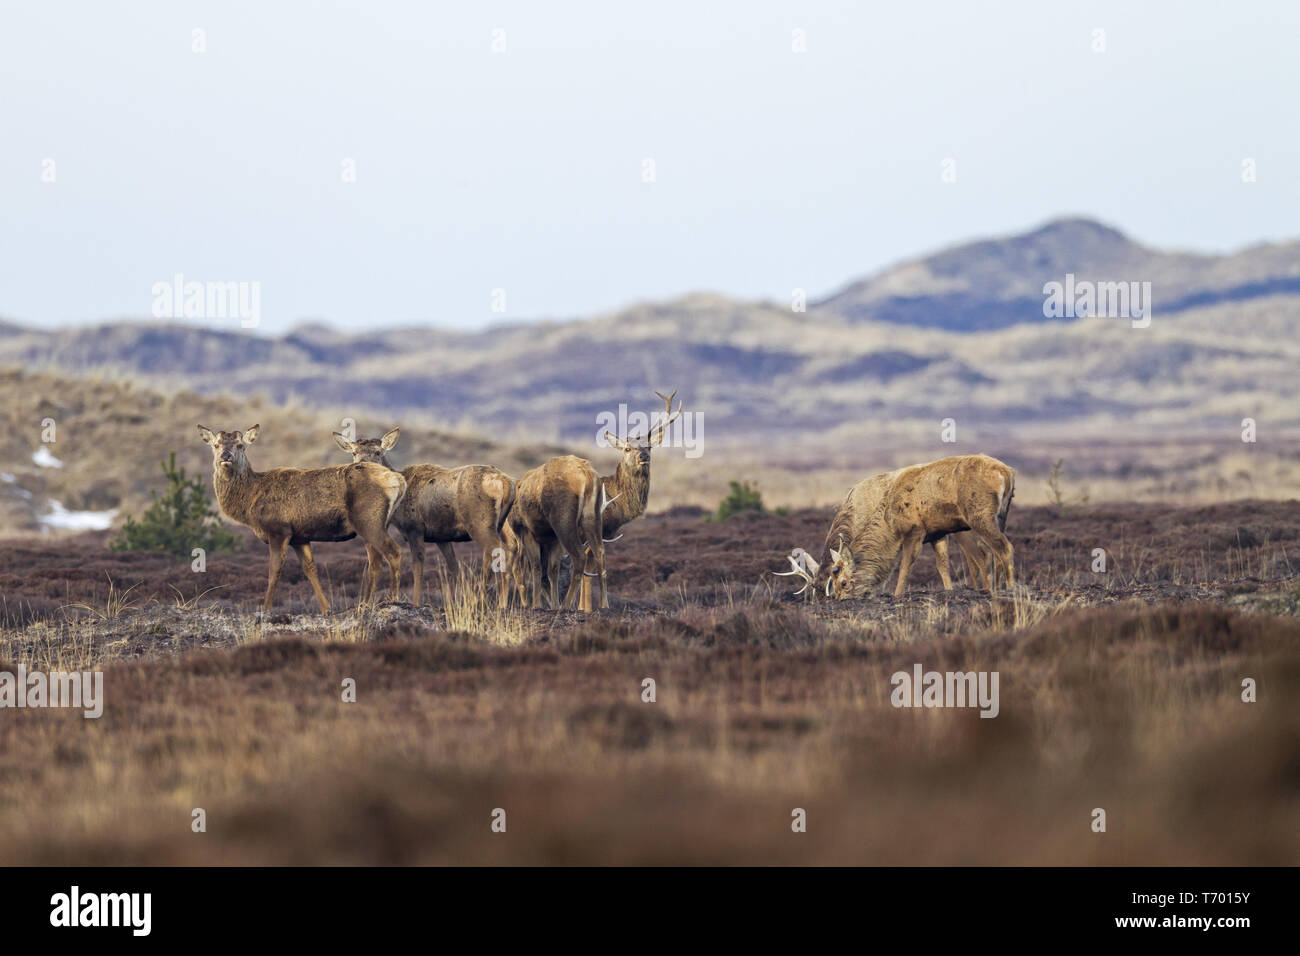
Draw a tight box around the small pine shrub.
[112,452,238,557]
[713,480,766,521]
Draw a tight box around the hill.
[816,216,1300,330]
[2,218,1298,525]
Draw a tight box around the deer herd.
[198,395,1018,614]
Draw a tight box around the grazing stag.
[197,424,406,612]
[332,427,516,605]
[778,454,1015,599]
[508,390,683,611]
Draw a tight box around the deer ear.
[333,432,355,454]
[197,425,216,445]
[242,424,260,444]
[380,427,400,451]
[830,548,840,562]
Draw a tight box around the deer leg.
[931,537,954,590]
[548,546,563,609]
[574,545,600,613]
[293,542,331,613]
[264,536,289,612]
[407,531,425,605]
[437,542,459,598]
[479,532,509,607]
[360,543,381,606]
[533,539,551,609]
[382,533,402,601]
[478,542,495,603]
[561,555,583,610]
[525,535,546,608]
[571,544,593,612]
[580,499,608,610]
[954,532,990,590]
[894,529,925,597]
[536,539,558,609]
[586,544,608,611]
[554,525,589,611]
[513,530,537,608]
[969,513,1015,592]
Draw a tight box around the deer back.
[514,455,600,539]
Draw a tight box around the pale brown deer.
[505,455,606,612]
[197,424,406,612]
[332,427,516,605]
[779,454,1015,599]
[507,390,683,611]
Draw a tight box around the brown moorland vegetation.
[0,501,1297,864]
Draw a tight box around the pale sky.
[1,0,1296,334]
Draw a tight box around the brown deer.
[507,390,683,611]
[197,424,406,612]
[778,454,1015,599]
[505,456,606,612]
[332,427,516,606]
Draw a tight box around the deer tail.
[997,469,1015,531]
[385,472,407,526]
[494,473,516,534]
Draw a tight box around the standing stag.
[197,424,406,612]
[507,390,683,611]
[332,428,516,605]
[778,454,1015,599]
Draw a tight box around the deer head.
[603,390,682,474]
[198,424,259,475]
[334,427,400,467]
[824,535,857,599]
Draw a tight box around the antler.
[773,548,817,595]
[647,389,682,446]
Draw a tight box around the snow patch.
[39,501,118,531]
[32,446,63,468]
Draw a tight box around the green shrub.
[112,452,238,557]
[713,480,767,521]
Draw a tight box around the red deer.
[333,428,516,606]
[507,390,682,611]
[198,424,406,612]
[505,456,606,612]
[779,454,1014,599]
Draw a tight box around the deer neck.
[604,461,650,528]
[212,462,259,526]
